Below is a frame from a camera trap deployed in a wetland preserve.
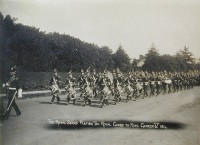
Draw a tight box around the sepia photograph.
[0,0,200,145]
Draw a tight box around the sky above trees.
[1,0,200,59]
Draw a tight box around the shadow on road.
[34,101,52,104]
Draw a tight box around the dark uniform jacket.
[6,76,21,98]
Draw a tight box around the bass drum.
[164,79,172,84]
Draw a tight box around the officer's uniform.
[4,67,21,119]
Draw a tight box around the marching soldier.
[49,69,61,104]
[112,71,121,101]
[90,69,98,97]
[149,72,156,96]
[142,72,149,98]
[161,73,169,95]
[104,72,112,89]
[85,67,91,81]
[77,69,87,92]
[176,74,181,92]
[65,71,76,104]
[172,73,177,93]
[155,73,162,96]
[124,72,135,100]
[3,66,21,120]
[167,73,173,94]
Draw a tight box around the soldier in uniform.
[155,73,162,96]
[77,69,87,92]
[176,73,181,92]
[149,72,156,96]
[89,69,98,98]
[112,71,121,101]
[167,73,173,94]
[3,66,21,120]
[162,73,168,95]
[97,72,112,105]
[49,69,61,104]
[124,72,135,100]
[142,72,149,98]
[65,71,76,104]
[104,72,112,89]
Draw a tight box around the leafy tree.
[131,58,138,70]
[175,46,195,71]
[112,44,131,71]
[142,43,160,71]
[0,13,118,72]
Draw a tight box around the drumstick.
[6,91,17,112]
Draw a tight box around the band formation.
[49,68,200,108]
[2,66,200,120]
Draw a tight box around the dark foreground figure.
[3,66,21,120]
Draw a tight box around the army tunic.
[5,76,21,119]
[149,76,156,96]
[50,75,61,103]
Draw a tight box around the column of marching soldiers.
[3,66,200,120]
[49,68,200,108]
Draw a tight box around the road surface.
[1,87,200,145]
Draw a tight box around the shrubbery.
[16,72,80,91]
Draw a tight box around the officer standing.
[3,66,21,120]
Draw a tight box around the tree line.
[140,44,200,72]
[0,13,199,74]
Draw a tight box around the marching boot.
[3,113,9,120]
[56,96,60,103]
[88,99,92,105]
[105,99,109,105]
[16,112,21,117]
[73,99,76,105]
[65,98,70,105]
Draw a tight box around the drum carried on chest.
[50,84,59,94]
[102,85,111,95]
[164,79,172,84]
[85,86,93,95]
[66,86,76,95]
[126,85,133,93]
